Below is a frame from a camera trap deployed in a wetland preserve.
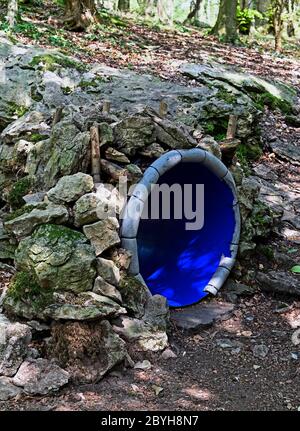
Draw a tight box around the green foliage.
[236,142,263,161]
[78,77,108,89]
[27,133,48,143]
[62,86,73,95]
[0,20,43,40]
[203,122,215,134]
[291,265,300,274]
[287,248,298,254]
[236,6,264,35]
[48,34,74,49]
[8,271,41,301]
[97,8,129,27]
[6,102,28,118]
[7,177,34,210]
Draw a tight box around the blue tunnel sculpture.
[121,149,240,308]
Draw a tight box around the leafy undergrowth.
[0,2,300,88]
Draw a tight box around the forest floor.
[0,3,300,412]
[0,287,299,411]
[0,2,300,87]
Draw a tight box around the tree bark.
[64,0,98,31]
[157,0,174,25]
[211,0,238,43]
[145,0,156,16]
[118,0,130,11]
[184,0,202,24]
[7,0,18,28]
[137,0,153,14]
[272,0,285,52]
[240,0,247,9]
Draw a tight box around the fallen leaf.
[152,385,164,396]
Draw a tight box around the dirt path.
[0,292,299,411]
[5,2,300,88]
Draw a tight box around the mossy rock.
[216,88,237,105]
[236,142,263,172]
[252,92,293,114]
[3,271,55,320]
[0,240,16,260]
[202,118,228,142]
[239,201,275,255]
[4,203,69,239]
[15,224,97,294]
[7,176,34,210]
[118,275,149,318]
[27,133,49,143]
[29,53,87,73]
[6,102,28,118]
[32,223,85,243]
[4,204,39,222]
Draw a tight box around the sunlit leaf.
[291,265,300,274]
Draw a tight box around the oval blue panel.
[136,162,235,307]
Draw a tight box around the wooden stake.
[100,159,127,181]
[102,100,111,115]
[52,107,63,127]
[90,124,101,183]
[159,100,168,118]
[226,115,238,140]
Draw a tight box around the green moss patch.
[252,92,292,114]
[7,176,34,210]
[217,88,237,105]
[118,275,148,317]
[4,202,48,222]
[6,270,54,312]
[202,118,228,142]
[33,224,86,244]
[236,143,262,171]
[5,204,36,222]
[29,54,87,73]
[27,133,49,143]
[6,102,28,118]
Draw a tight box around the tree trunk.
[211,0,238,43]
[272,0,285,52]
[157,0,174,25]
[184,0,202,25]
[287,20,295,37]
[64,0,98,31]
[274,22,283,51]
[145,0,156,16]
[7,0,18,28]
[118,0,130,11]
[137,0,154,15]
